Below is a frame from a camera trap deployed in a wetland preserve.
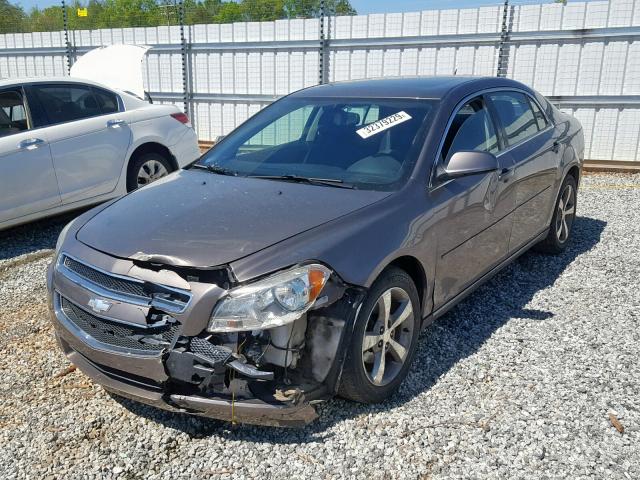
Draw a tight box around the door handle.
[18,138,45,150]
[107,119,126,128]
[498,167,514,182]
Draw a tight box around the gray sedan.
[48,76,583,426]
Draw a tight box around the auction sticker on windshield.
[356,111,412,139]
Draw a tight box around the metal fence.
[1,0,639,162]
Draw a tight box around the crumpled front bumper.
[50,282,320,426]
[46,251,352,427]
[55,332,318,427]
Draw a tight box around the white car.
[0,76,200,230]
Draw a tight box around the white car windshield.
[197,97,436,190]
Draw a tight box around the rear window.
[93,88,120,114]
[489,92,540,146]
[32,84,103,125]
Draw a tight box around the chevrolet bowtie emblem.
[88,298,113,314]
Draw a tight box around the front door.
[431,95,516,308]
[0,87,60,224]
[25,83,132,205]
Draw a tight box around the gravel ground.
[1,173,639,479]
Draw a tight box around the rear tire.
[534,174,578,254]
[126,152,172,192]
[338,267,420,404]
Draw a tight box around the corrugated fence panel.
[0,1,639,161]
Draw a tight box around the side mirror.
[436,150,499,181]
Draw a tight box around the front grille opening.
[60,296,179,352]
[61,255,191,309]
[63,255,147,298]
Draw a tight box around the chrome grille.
[60,296,179,352]
[58,254,192,313]
[63,255,147,298]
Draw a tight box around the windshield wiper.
[249,174,356,189]
[192,163,238,176]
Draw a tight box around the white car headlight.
[208,264,331,333]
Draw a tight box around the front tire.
[126,152,172,192]
[535,174,578,254]
[338,267,420,404]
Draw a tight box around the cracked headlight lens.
[208,264,331,333]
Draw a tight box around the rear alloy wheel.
[555,183,576,243]
[127,153,172,191]
[535,174,578,254]
[339,267,420,403]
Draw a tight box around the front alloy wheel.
[339,267,420,403]
[361,287,415,386]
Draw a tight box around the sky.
[15,0,554,13]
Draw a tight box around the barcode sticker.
[356,111,412,139]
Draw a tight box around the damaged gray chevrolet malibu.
[47,76,583,426]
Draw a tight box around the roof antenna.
[454,68,457,75]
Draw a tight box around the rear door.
[25,83,132,204]
[486,91,557,252]
[430,95,516,307]
[0,87,60,223]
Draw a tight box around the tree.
[28,6,64,32]
[0,0,26,33]
[6,0,357,32]
[283,0,355,18]
[213,1,243,23]
[241,0,285,21]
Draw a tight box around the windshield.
[196,97,436,190]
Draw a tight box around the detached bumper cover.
[54,329,318,427]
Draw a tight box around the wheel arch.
[567,164,580,185]
[384,255,428,316]
[128,142,178,172]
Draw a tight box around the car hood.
[76,170,391,268]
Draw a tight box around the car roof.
[0,76,115,91]
[289,76,527,100]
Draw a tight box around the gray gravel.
[1,173,639,479]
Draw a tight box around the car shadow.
[0,209,89,261]
[112,215,606,443]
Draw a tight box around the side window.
[0,90,29,138]
[489,92,539,146]
[441,96,499,163]
[93,88,120,114]
[529,98,548,130]
[32,84,102,125]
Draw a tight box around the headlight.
[208,264,331,333]
[55,221,73,255]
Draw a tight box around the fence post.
[178,0,192,122]
[61,0,73,74]
[318,0,329,84]
[496,0,511,77]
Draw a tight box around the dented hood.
[76,170,390,268]
[70,44,149,98]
